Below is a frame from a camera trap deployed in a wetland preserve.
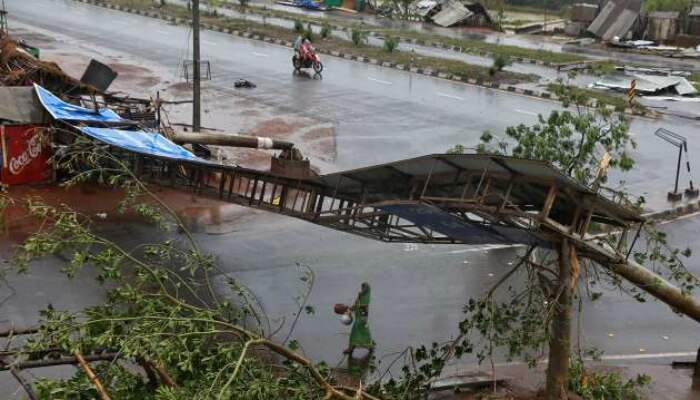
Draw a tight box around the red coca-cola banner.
[0,125,53,186]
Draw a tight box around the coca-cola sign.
[8,132,44,176]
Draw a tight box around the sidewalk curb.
[71,0,656,120]
[644,198,700,222]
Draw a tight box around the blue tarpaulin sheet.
[34,84,125,123]
[80,127,210,164]
[378,202,542,246]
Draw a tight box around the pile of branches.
[0,36,94,94]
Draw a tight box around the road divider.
[70,0,660,120]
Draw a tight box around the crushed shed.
[587,0,641,41]
[593,74,697,96]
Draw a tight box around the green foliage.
[493,53,511,72]
[294,19,305,34]
[476,80,636,185]
[643,0,692,12]
[320,21,332,39]
[569,359,651,400]
[1,132,367,400]
[350,25,368,46]
[446,144,466,154]
[383,36,400,52]
[238,0,250,9]
[35,363,151,400]
[304,23,314,41]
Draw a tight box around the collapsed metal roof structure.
[587,0,642,41]
[169,153,643,251]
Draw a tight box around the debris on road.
[234,78,257,88]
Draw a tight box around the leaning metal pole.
[192,0,201,132]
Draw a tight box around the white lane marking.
[436,92,464,101]
[447,244,523,254]
[600,351,697,361]
[515,109,538,116]
[252,52,270,57]
[155,29,168,35]
[366,77,391,85]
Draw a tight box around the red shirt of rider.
[300,39,312,60]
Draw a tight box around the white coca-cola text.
[9,133,43,176]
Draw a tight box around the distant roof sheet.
[588,0,641,40]
[34,84,125,124]
[431,1,472,26]
[690,5,700,16]
[311,154,643,225]
[0,87,50,124]
[595,74,697,95]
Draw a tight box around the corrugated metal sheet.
[587,0,641,40]
[594,74,698,95]
[431,1,472,26]
[409,0,437,16]
[0,87,50,124]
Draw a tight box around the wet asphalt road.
[9,0,700,209]
[3,0,700,370]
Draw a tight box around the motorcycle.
[292,48,323,74]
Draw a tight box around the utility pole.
[192,0,201,132]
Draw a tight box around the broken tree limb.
[171,131,294,150]
[0,355,38,400]
[75,351,111,400]
[0,353,119,370]
[581,239,700,323]
[0,326,39,337]
[146,358,178,387]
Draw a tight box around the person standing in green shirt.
[344,282,374,357]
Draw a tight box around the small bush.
[304,23,314,41]
[569,359,651,400]
[320,22,332,39]
[238,0,250,8]
[383,36,399,52]
[294,19,305,34]
[492,53,512,73]
[350,26,368,46]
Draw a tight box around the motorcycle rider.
[299,38,313,61]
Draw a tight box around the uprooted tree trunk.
[582,240,700,324]
[545,239,575,400]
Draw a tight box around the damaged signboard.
[0,86,53,186]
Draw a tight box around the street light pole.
[192,0,201,132]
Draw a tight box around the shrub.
[304,23,314,41]
[320,22,332,39]
[239,0,250,8]
[294,19,305,34]
[383,36,400,52]
[350,25,368,46]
